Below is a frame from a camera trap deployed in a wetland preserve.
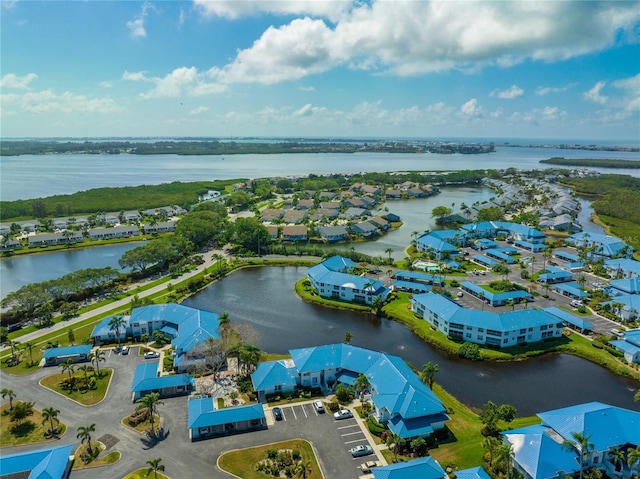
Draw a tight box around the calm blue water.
[1,146,638,200]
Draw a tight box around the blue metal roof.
[308,263,388,295]
[130,361,193,392]
[473,254,498,266]
[609,277,640,294]
[372,456,445,479]
[42,344,92,359]
[461,281,532,303]
[251,360,299,391]
[393,280,431,293]
[605,258,640,275]
[537,402,640,451]
[485,249,515,263]
[188,400,265,429]
[456,467,492,479]
[514,240,548,252]
[553,282,589,297]
[545,307,594,331]
[0,444,73,479]
[555,251,579,261]
[395,271,441,282]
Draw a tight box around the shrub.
[592,340,604,349]
[458,342,481,360]
[367,416,387,436]
[335,384,355,403]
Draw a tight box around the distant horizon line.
[2,135,638,146]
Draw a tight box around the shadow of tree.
[140,427,170,450]
[11,420,36,437]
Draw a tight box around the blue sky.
[1,0,639,141]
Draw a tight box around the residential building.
[317,225,349,242]
[42,344,92,367]
[604,258,640,278]
[504,402,640,479]
[188,398,266,441]
[282,225,308,242]
[342,207,371,219]
[260,208,283,222]
[142,221,176,234]
[307,256,390,306]
[460,281,532,307]
[351,221,379,237]
[251,343,449,440]
[610,329,640,363]
[411,292,563,347]
[282,209,307,224]
[567,232,633,258]
[28,232,83,247]
[369,216,390,231]
[131,361,194,401]
[372,456,445,479]
[0,444,74,479]
[88,225,140,240]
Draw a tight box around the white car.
[350,445,373,457]
[313,400,325,413]
[334,409,353,420]
[143,351,160,359]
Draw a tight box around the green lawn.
[72,442,121,469]
[218,439,322,479]
[39,369,113,406]
[0,403,68,447]
[123,470,171,479]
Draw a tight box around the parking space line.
[281,409,287,421]
[341,431,364,437]
[344,439,366,444]
[289,406,296,420]
[301,405,308,418]
[337,424,359,430]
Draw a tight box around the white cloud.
[460,98,482,117]
[542,106,567,121]
[124,67,226,98]
[584,81,608,104]
[1,73,37,89]
[2,0,17,10]
[17,90,123,114]
[193,0,351,22]
[613,73,640,111]
[208,18,343,84]
[509,106,567,125]
[491,85,524,100]
[299,86,316,92]
[99,81,112,88]
[535,83,576,96]
[195,1,640,84]
[127,1,155,39]
[188,106,209,116]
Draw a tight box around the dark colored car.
[273,407,283,421]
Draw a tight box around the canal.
[183,266,640,416]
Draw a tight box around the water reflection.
[184,266,640,416]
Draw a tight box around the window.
[541,325,548,330]
[275,384,282,391]
[503,338,509,344]
[465,333,472,339]
[520,328,526,334]
[477,335,484,340]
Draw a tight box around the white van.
[570,300,583,308]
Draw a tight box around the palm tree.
[609,449,625,473]
[41,406,60,435]
[295,460,312,479]
[76,423,96,455]
[420,362,439,390]
[386,431,402,463]
[145,457,165,479]
[385,247,394,262]
[371,296,385,316]
[77,365,94,388]
[354,373,370,400]
[22,341,35,365]
[628,446,640,479]
[4,339,21,360]
[561,431,595,479]
[483,436,501,468]
[136,392,164,435]
[1,388,16,410]
[89,348,106,378]
[496,443,514,475]
[108,314,127,346]
[60,358,76,381]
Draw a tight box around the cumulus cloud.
[127,1,155,39]
[584,81,608,104]
[193,0,351,22]
[509,106,567,125]
[542,106,567,121]
[16,90,123,114]
[123,67,226,98]
[613,73,640,111]
[193,1,640,84]
[491,85,524,99]
[460,98,482,117]
[1,73,37,89]
[535,83,576,96]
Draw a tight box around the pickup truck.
[360,461,383,473]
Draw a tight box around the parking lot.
[266,402,379,478]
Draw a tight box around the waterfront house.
[343,197,366,209]
[411,292,562,347]
[610,329,640,363]
[311,208,339,221]
[504,402,640,479]
[342,207,371,219]
[88,225,139,240]
[567,232,633,258]
[42,344,92,366]
[386,188,403,199]
[188,398,266,441]
[282,225,308,242]
[369,216,390,231]
[266,225,279,239]
[251,343,449,440]
[131,361,194,401]
[0,236,21,251]
[415,233,460,260]
[351,221,379,237]
[142,221,176,234]
[307,256,390,306]
[28,232,83,247]
[317,225,349,242]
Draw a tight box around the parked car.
[360,460,383,473]
[313,400,325,413]
[121,345,130,355]
[144,351,160,359]
[350,444,373,457]
[273,407,283,421]
[611,328,625,338]
[570,300,583,308]
[334,409,353,420]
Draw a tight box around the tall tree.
[22,340,35,365]
[41,406,60,435]
[610,449,625,473]
[60,359,76,382]
[108,315,127,346]
[1,388,16,410]
[420,362,439,390]
[354,373,370,400]
[145,458,166,479]
[561,431,595,479]
[136,392,164,436]
[76,423,96,455]
[295,461,312,479]
[89,348,106,377]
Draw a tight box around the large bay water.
[1,146,638,201]
[183,266,639,416]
